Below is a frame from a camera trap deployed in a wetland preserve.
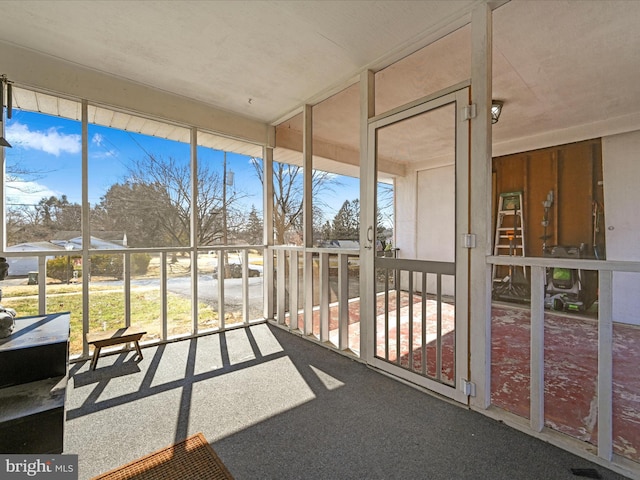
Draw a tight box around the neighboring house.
[51,231,128,248]
[5,236,126,276]
[4,242,65,277]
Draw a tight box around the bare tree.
[251,158,337,244]
[93,153,247,248]
[6,194,81,245]
[4,158,75,245]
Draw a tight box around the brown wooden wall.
[492,138,605,259]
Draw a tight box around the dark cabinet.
[0,313,70,454]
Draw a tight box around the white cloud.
[90,149,118,160]
[92,132,104,146]
[6,122,81,157]
[5,179,61,207]
[90,132,118,159]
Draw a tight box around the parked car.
[213,263,261,278]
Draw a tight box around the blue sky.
[4,110,370,224]
[5,110,264,210]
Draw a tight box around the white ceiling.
[1,0,640,174]
[0,0,478,124]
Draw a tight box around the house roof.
[5,241,67,252]
[52,231,126,243]
[7,236,125,252]
[1,1,639,173]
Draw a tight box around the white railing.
[1,245,265,359]
[374,257,455,380]
[487,254,640,466]
[269,245,360,353]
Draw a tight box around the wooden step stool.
[86,327,146,371]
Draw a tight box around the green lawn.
[2,284,217,355]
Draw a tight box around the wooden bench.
[86,327,146,371]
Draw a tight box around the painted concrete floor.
[287,293,640,466]
[491,303,640,463]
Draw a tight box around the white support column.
[190,127,199,334]
[263,146,274,320]
[320,252,329,342]
[469,2,493,409]
[277,249,286,325]
[81,99,90,357]
[598,269,614,460]
[338,253,349,350]
[359,70,375,360]
[304,251,314,335]
[303,104,313,248]
[290,250,299,330]
[217,249,225,329]
[160,252,168,341]
[124,253,131,327]
[530,266,545,432]
[38,256,46,314]
[303,104,315,335]
[242,248,249,324]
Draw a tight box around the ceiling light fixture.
[491,100,504,124]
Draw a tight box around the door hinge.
[462,379,476,397]
[462,233,476,248]
[463,104,477,121]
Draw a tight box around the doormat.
[91,433,234,480]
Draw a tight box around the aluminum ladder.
[492,191,528,299]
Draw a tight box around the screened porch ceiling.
[2,1,640,181]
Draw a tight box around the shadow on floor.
[65,323,630,480]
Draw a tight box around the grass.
[1,252,265,355]
[3,283,115,297]
[2,284,218,355]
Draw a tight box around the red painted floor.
[491,303,640,462]
[287,294,640,464]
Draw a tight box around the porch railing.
[1,246,265,360]
[269,245,360,354]
[374,256,455,381]
[487,254,640,468]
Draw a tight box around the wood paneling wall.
[492,139,605,259]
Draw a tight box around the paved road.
[3,274,266,318]
[124,274,265,319]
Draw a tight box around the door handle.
[365,226,373,249]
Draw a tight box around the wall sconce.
[491,100,504,124]
[1,74,12,148]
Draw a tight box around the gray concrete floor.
[65,323,631,480]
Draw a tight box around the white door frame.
[362,86,470,404]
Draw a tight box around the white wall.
[395,164,456,296]
[417,165,455,262]
[602,130,640,325]
[417,165,455,296]
[395,173,417,260]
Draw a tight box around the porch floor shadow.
[65,323,630,480]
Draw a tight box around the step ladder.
[492,191,528,299]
